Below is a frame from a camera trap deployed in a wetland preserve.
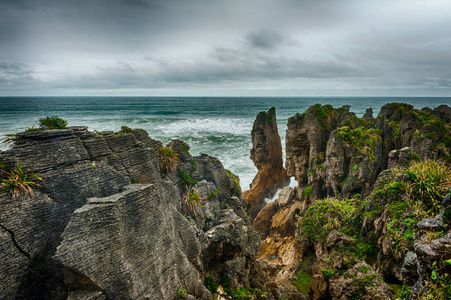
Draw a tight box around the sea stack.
[243,107,289,219]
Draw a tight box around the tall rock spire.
[243,107,289,219]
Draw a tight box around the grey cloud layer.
[0,0,450,95]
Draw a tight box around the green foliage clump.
[312,103,334,124]
[386,180,407,195]
[203,275,217,295]
[338,126,381,160]
[158,146,180,173]
[119,125,134,133]
[180,185,203,219]
[207,187,220,200]
[302,186,313,196]
[407,159,451,216]
[226,169,240,191]
[25,126,40,133]
[39,116,68,129]
[321,268,335,280]
[1,160,43,198]
[177,168,198,188]
[300,197,361,241]
[292,270,312,295]
[176,289,185,299]
[360,265,371,274]
[220,276,266,300]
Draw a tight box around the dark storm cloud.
[246,30,287,50]
[0,0,450,95]
[0,62,33,78]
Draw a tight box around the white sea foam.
[155,118,252,136]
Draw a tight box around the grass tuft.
[1,160,43,198]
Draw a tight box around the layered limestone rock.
[0,127,261,299]
[243,107,289,219]
[285,103,451,200]
[254,103,451,299]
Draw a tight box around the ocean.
[1,97,451,191]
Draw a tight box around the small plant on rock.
[176,289,185,299]
[180,185,203,219]
[39,116,68,129]
[321,268,335,280]
[158,146,180,173]
[1,160,43,198]
[203,275,217,295]
[119,125,134,134]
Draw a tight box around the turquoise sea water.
[1,97,450,190]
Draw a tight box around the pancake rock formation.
[243,107,290,219]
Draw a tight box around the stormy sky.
[1,0,450,96]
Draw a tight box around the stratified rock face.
[0,127,261,300]
[55,184,208,300]
[285,103,451,199]
[243,107,289,219]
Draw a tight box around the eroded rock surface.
[243,107,289,219]
[0,127,262,300]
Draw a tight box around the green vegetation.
[39,116,68,129]
[408,159,451,216]
[226,169,240,192]
[207,187,220,200]
[177,168,198,188]
[220,276,267,300]
[321,268,335,280]
[158,146,180,173]
[1,160,43,198]
[180,185,203,219]
[420,260,451,300]
[180,145,190,155]
[360,265,371,274]
[338,126,381,160]
[203,275,217,294]
[300,197,361,241]
[292,270,312,295]
[302,186,313,196]
[25,125,40,133]
[176,289,185,299]
[119,125,134,133]
[312,103,335,125]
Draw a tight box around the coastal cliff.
[0,127,262,299]
[1,102,451,300]
[254,103,451,299]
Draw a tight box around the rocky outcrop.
[243,107,289,219]
[254,103,451,299]
[285,103,451,200]
[400,193,451,299]
[0,127,262,300]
